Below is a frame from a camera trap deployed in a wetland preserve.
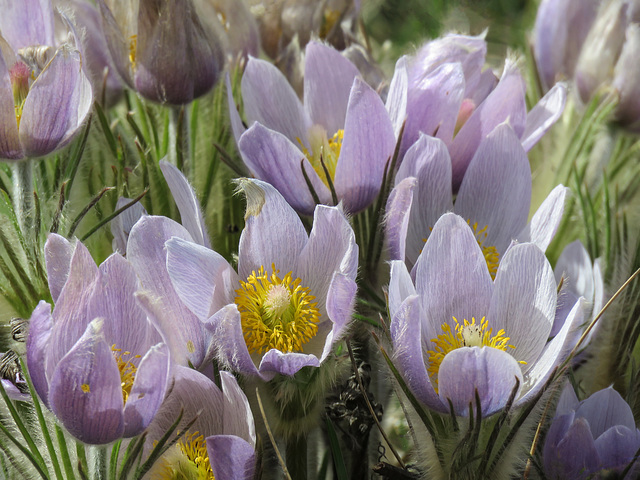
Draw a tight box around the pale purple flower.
[388,33,567,188]
[388,213,584,416]
[386,123,569,273]
[164,179,358,380]
[0,0,92,160]
[227,40,396,215]
[544,384,640,479]
[26,234,171,444]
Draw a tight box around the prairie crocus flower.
[388,213,584,416]
[386,123,569,273]
[390,33,567,187]
[544,384,640,479]
[96,0,225,104]
[0,4,92,160]
[26,235,171,444]
[227,40,396,215]
[164,179,358,380]
[146,367,256,480]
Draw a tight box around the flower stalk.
[12,159,34,243]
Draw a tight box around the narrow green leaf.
[325,417,348,480]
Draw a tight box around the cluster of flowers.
[1,0,639,479]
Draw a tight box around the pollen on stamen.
[467,220,500,279]
[157,431,215,479]
[111,345,140,403]
[297,127,344,189]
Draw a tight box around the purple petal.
[414,213,493,329]
[0,43,21,160]
[454,123,531,254]
[0,0,54,51]
[159,160,210,248]
[385,177,416,262]
[449,61,527,188]
[236,179,308,279]
[388,260,417,316]
[44,234,75,303]
[595,425,640,472]
[438,347,523,417]
[543,412,576,476]
[219,371,255,443]
[556,382,580,416]
[259,349,320,377]
[238,122,330,216]
[386,56,408,138]
[550,418,599,479]
[20,45,93,157]
[489,243,556,367]
[396,134,453,269]
[577,387,637,438]
[226,73,246,145]
[110,197,147,255]
[320,272,358,362]
[521,83,567,151]
[241,57,311,146]
[334,77,396,214]
[518,184,568,253]
[613,25,640,127]
[49,320,125,444]
[25,301,53,405]
[207,435,256,480]
[94,0,133,87]
[554,240,594,301]
[304,41,360,134]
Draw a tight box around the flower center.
[129,34,138,70]
[111,345,140,403]
[234,264,320,355]
[10,61,31,127]
[426,316,516,389]
[155,432,215,480]
[467,220,499,279]
[298,126,344,190]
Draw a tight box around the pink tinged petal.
[594,425,640,472]
[20,45,93,158]
[0,44,21,160]
[518,184,568,253]
[414,213,493,328]
[207,435,256,480]
[123,343,170,437]
[552,418,600,479]
[205,304,264,379]
[166,237,238,320]
[403,62,465,152]
[390,295,444,412]
[454,123,531,254]
[26,301,53,405]
[518,298,585,406]
[576,387,637,438]
[388,260,417,317]
[334,77,396,214]
[49,319,125,444]
[320,272,358,363]
[385,177,416,262]
[468,69,497,106]
[241,57,310,145]
[160,160,210,248]
[396,135,453,269]
[449,61,527,188]
[489,243,556,367]
[44,233,75,303]
[304,41,360,134]
[111,196,147,254]
[0,0,54,50]
[226,73,246,144]
[236,179,309,279]
[386,55,408,139]
[437,347,523,417]
[259,349,320,377]
[237,122,330,216]
[219,371,255,444]
[521,83,567,151]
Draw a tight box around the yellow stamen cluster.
[467,220,500,279]
[426,316,517,389]
[234,264,320,355]
[155,432,215,480]
[128,35,138,69]
[111,345,141,403]
[298,128,344,190]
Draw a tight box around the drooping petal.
[123,343,170,437]
[110,197,147,255]
[49,319,125,444]
[0,0,54,51]
[437,347,523,417]
[385,177,416,262]
[160,160,210,248]
[238,122,331,216]
[236,179,309,279]
[241,57,311,146]
[517,184,568,253]
[0,40,21,160]
[454,123,531,254]
[304,41,360,134]
[259,349,320,377]
[521,83,567,151]
[386,55,408,139]
[207,435,256,480]
[334,77,396,214]
[44,234,75,303]
[25,301,53,405]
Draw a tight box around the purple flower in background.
[0,0,92,160]
[227,41,396,215]
[544,384,640,479]
[145,367,256,480]
[387,33,566,188]
[26,235,171,444]
[164,179,358,380]
[385,123,568,273]
[388,213,584,416]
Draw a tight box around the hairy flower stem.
[285,434,307,480]
[93,445,107,480]
[12,159,34,243]
[168,105,191,177]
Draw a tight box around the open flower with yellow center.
[163,179,358,380]
[26,235,171,444]
[386,123,569,274]
[388,213,585,416]
[226,41,396,215]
